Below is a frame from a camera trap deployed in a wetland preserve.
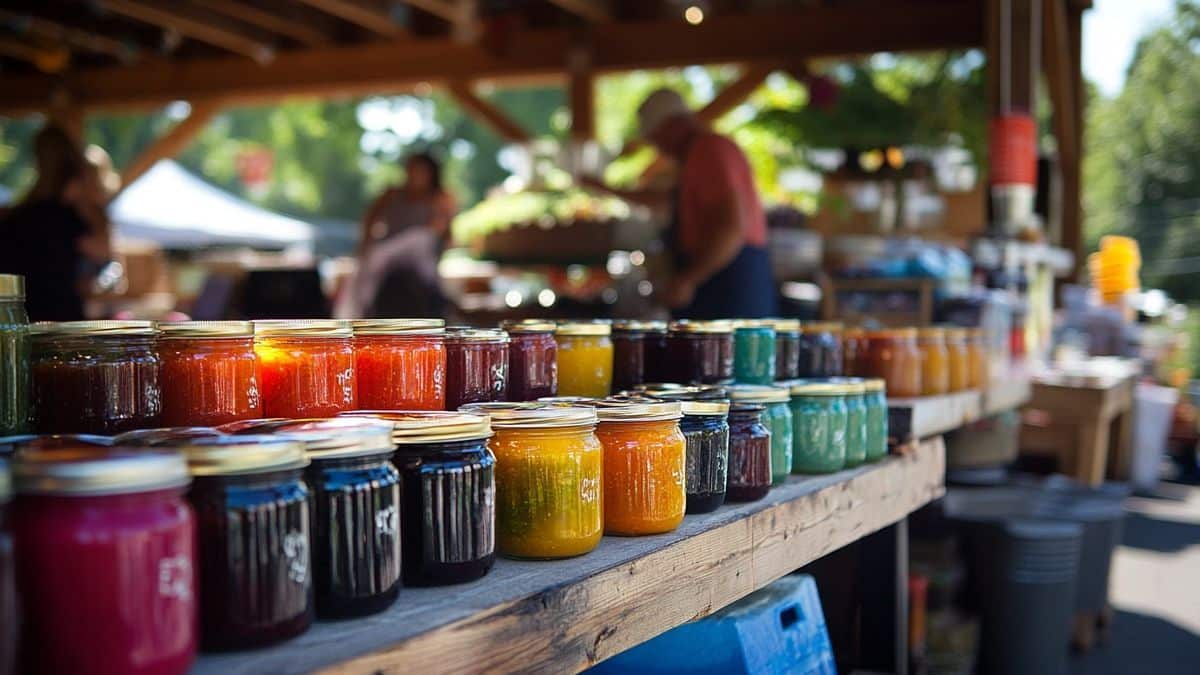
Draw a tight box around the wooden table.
[192,439,946,675]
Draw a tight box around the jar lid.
[943,327,969,338]
[821,377,867,394]
[445,327,510,343]
[728,384,791,404]
[669,319,733,335]
[729,402,766,415]
[612,319,667,332]
[594,399,682,423]
[916,327,946,339]
[800,322,843,333]
[863,378,886,392]
[499,319,557,334]
[254,319,351,338]
[352,318,445,336]
[114,427,228,446]
[175,436,309,476]
[537,396,600,405]
[0,274,24,300]
[842,326,866,336]
[13,448,190,496]
[678,400,730,416]
[730,319,775,330]
[0,434,113,456]
[637,383,729,401]
[462,402,598,429]
[159,321,254,338]
[224,418,395,460]
[766,318,801,333]
[29,320,157,337]
[865,327,918,339]
[556,321,612,337]
[786,379,852,396]
[341,411,492,444]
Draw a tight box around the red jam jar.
[445,328,510,409]
[254,320,356,418]
[158,321,262,427]
[0,460,14,675]
[12,446,196,675]
[352,319,446,410]
[500,320,558,402]
[29,320,162,435]
[665,320,735,385]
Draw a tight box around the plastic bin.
[1131,383,1178,490]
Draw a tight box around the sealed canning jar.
[788,381,849,474]
[769,318,802,381]
[945,328,971,392]
[864,328,921,398]
[0,275,29,436]
[0,460,13,675]
[254,320,356,418]
[966,328,989,389]
[863,378,889,462]
[916,327,950,396]
[733,320,777,385]
[445,328,510,409]
[352,319,446,410]
[158,321,262,427]
[841,327,868,376]
[30,320,161,435]
[555,321,613,398]
[500,320,558,402]
[798,322,843,378]
[729,385,793,485]
[612,320,664,393]
[12,447,195,674]
[830,379,868,467]
[726,402,772,502]
[346,411,496,585]
[177,436,312,650]
[639,385,730,514]
[665,320,734,384]
[641,321,670,384]
[595,400,686,535]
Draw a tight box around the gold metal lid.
[253,319,351,338]
[594,399,682,423]
[916,326,946,339]
[159,320,254,339]
[445,327,510,343]
[612,319,667,332]
[556,320,612,337]
[537,396,599,405]
[943,327,970,339]
[223,418,395,459]
[730,319,775,330]
[13,448,190,496]
[176,436,309,476]
[822,377,867,394]
[0,274,24,300]
[800,322,843,333]
[341,411,492,444]
[678,400,730,416]
[786,379,853,396]
[352,319,445,336]
[636,384,729,401]
[499,319,556,333]
[0,434,113,455]
[30,320,157,337]
[461,402,598,429]
[114,427,227,445]
[766,318,802,333]
[863,378,886,392]
[669,319,733,335]
[728,384,791,404]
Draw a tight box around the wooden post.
[1064,2,1085,278]
[116,100,224,195]
[568,47,594,141]
[987,0,1041,115]
[445,82,531,143]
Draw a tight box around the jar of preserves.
[254,320,356,418]
[176,435,312,650]
[639,385,730,514]
[500,320,557,402]
[863,378,889,462]
[158,321,262,427]
[769,318,801,381]
[0,460,14,675]
[916,327,950,396]
[864,328,921,398]
[30,320,161,435]
[798,322,843,378]
[842,327,868,376]
[352,319,446,410]
[12,447,195,673]
[733,320,777,385]
[445,328,510,409]
[967,328,990,389]
[612,320,663,393]
[641,321,670,384]
[830,379,868,467]
[945,328,971,392]
[788,380,849,474]
[595,400,686,535]
[665,320,734,384]
[726,402,772,502]
[345,411,496,585]
[555,321,613,398]
[0,275,29,436]
[729,385,793,485]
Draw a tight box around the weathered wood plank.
[890,391,983,442]
[192,438,944,675]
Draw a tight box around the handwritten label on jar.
[336,367,355,406]
[158,554,193,601]
[283,531,309,584]
[375,504,398,537]
[579,476,601,504]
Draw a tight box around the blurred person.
[584,88,777,319]
[0,124,112,320]
[359,152,455,258]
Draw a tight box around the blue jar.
[787,380,849,474]
[733,322,777,385]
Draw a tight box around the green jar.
[0,275,29,435]
[863,378,889,461]
[729,384,792,485]
[733,321,776,385]
[838,380,868,467]
[787,380,849,474]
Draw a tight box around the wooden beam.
[1042,0,1077,164]
[294,0,406,38]
[117,100,224,193]
[987,0,1041,114]
[568,46,594,141]
[0,36,68,71]
[445,82,530,142]
[99,0,275,62]
[405,0,465,23]
[696,63,775,124]
[547,0,612,23]
[201,0,332,47]
[1063,1,1085,278]
[0,9,137,62]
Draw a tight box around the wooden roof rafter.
[97,0,276,63]
[202,0,334,47]
[0,8,138,63]
[547,0,613,23]
[294,0,408,38]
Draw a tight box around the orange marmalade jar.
[864,328,921,398]
[253,320,356,418]
[352,319,446,411]
[158,321,262,427]
[945,328,971,392]
[594,400,686,536]
[966,328,989,389]
[916,327,950,396]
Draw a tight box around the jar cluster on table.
[842,325,990,397]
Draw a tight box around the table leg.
[1075,416,1111,487]
[1110,410,1134,481]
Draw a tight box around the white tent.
[110,160,315,250]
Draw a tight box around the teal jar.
[863,378,888,461]
[787,380,849,474]
[837,380,868,467]
[729,384,792,485]
[0,275,29,435]
[733,322,776,385]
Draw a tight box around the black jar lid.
[341,410,492,445]
[14,447,190,496]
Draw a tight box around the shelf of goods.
[192,438,945,675]
[888,374,1033,442]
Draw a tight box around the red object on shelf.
[988,113,1037,186]
[354,334,446,411]
[160,335,262,427]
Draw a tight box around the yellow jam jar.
[555,321,614,398]
[594,399,686,536]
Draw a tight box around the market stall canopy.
[109,160,315,250]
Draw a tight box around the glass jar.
[863,378,889,462]
[832,379,868,468]
[967,328,989,389]
[445,328,510,409]
[639,385,730,514]
[0,460,14,675]
[595,400,686,535]
[30,321,162,435]
[352,319,446,410]
[254,320,356,418]
[0,275,29,436]
[665,320,735,384]
[175,436,312,650]
[345,411,496,585]
[500,320,557,402]
[865,328,921,398]
[788,381,850,474]
[158,321,262,427]
[733,320,777,385]
[726,403,772,502]
[641,322,670,384]
[612,320,663,393]
[480,404,603,559]
[916,327,950,397]
[945,328,971,392]
[842,327,868,377]
[555,321,613,398]
[12,447,195,673]
[798,322,843,378]
[769,318,801,381]
[729,385,793,485]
